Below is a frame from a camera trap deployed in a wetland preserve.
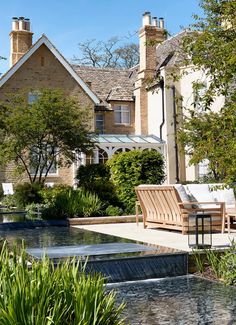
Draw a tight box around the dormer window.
[114,105,130,125]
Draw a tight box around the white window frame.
[95,114,104,133]
[30,145,58,176]
[114,105,130,125]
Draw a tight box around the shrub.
[0,242,125,324]
[77,164,120,208]
[14,182,43,208]
[39,184,72,205]
[41,188,102,219]
[105,205,123,216]
[0,194,18,209]
[25,202,46,219]
[108,150,165,213]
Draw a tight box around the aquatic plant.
[0,242,126,324]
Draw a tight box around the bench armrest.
[178,201,225,206]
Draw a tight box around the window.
[193,82,207,111]
[30,145,58,176]
[28,92,40,104]
[95,114,104,133]
[198,159,209,178]
[114,105,130,125]
[98,149,108,164]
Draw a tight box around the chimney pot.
[12,17,19,31]
[159,17,165,29]
[24,18,30,31]
[152,17,158,27]
[19,18,25,30]
[142,11,151,26]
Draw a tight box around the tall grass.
[0,242,126,324]
[193,241,236,286]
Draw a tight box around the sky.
[0,0,202,74]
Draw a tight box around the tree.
[74,37,139,69]
[178,100,236,182]
[0,89,93,184]
[183,0,236,102]
[179,0,236,182]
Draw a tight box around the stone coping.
[0,219,68,230]
[69,215,142,225]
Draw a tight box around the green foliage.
[179,0,236,183]
[0,194,18,209]
[183,0,236,101]
[0,242,126,324]
[40,184,73,205]
[0,89,93,184]
[220,242,236,286]
[41,188,102,219]
[105,205,123,217]
[14,182,43,208]
[108,150,165,213]
[193,250,205,273]
[193,242,236,286]
[77,164,121,209]
[205,249,222,279]
[178,102,236,183]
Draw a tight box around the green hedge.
[108,150,165,213]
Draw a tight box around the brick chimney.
[134,12,166,135]
[10,17,33,67]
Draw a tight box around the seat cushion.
[185,184,217,208]
[209,184,235,209]
[174,184,192,208]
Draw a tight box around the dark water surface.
[109,275,236,325]
[0,226,131,248]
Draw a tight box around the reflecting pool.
[109,275,236,324]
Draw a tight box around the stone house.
[0,13,223,186]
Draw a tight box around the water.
[0,226,132,248]
[0,212,27,223]
[0,226,186,281]
[109,275,236,324]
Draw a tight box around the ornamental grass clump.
[0,242,125,324]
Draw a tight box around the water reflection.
[0,226,132,248]
[109,276,236,324]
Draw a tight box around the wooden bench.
[135,185,225,235]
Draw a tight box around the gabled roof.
[0,35,100,104]
[72,65,136,109]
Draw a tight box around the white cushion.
[185,184,214,202]
[174,184,190,201]
[209,184,235,209]
[185,184,217,209]
[174,184,193,209]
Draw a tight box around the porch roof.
[92,134,165,145]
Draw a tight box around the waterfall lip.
[26,242,159,260]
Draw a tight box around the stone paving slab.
[73,223,236,252]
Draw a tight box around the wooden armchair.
[135,185,225,234]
